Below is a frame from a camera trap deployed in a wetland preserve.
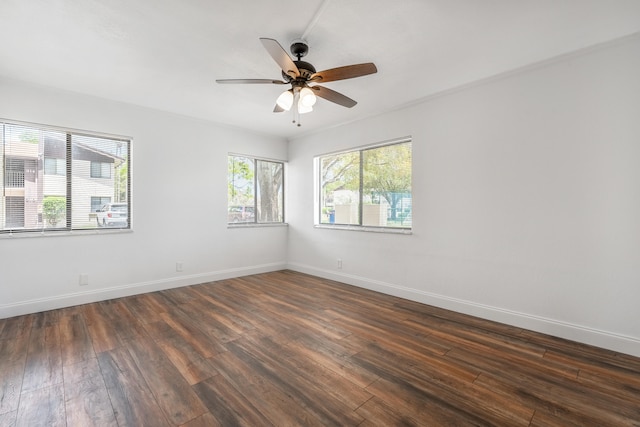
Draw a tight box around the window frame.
[227,153,286,226]
[0,118,132,236]
[315,137,412,233]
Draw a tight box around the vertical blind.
[1,120,131,233]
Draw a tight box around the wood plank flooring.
[1,270,639,426]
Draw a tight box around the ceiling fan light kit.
[275,86,316,112]
[216,37,377,126]
[276,90,294,110]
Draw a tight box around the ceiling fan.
[216,38,377,126]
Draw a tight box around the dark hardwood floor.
[1,270,639,426]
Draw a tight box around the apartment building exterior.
[1,133,121,230]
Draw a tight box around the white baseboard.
[287,262,640,358]
[0,262,286,319]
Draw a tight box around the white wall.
[0,78,289,317]
[287,35,640,356]
[2,36,639,357]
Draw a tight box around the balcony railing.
[5,170,25,188]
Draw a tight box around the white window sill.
[314,224,412,235]
[0,228,133,239]
[227,222,288,229]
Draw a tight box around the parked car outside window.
[96,203,128,227]
[228,205,255,223]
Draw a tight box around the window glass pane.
[317,140,411,229]
[256,160,283,222]
[72,135,129,229]
[1,120,130,234]
[1,123,67,231]
[227,155,285,225]
[228,156,255,223]
[320,151,360,225]
[44,158,53,175]
[362,142,412,228]
[90,161,111,178]
[90,161,100,178]
[44,158,66,176]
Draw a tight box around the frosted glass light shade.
[298,103,313,114]
[299,87,317,107]
[276,90,293,111]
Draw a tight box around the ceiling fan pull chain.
[293,89,301,126]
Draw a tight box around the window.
[318,138,412,229]
[90,161,111,178]
[228,155,284,224]
[91,196,111,213]
[44,157,66,175]
[1,120,131,233]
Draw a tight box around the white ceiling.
[1,0,640,139]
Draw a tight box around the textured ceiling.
[1,0,640,139]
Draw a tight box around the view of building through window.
[319,140,412,228]
[0,121,130,232]
[3,120,406,233]
[228,155,284,224]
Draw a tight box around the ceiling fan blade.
[216,79,286,84]
[311,85,357,108]
[310,63,377,83]
[260,38,300,78]
[273,104,285,113]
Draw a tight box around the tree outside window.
[319,140,412,228]
[228,155,284,224]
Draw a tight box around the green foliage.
[228,156,254,205]
[116,161,128,202]
[363,143,411,195]
[363,142,412,219]
[321,151,360,194]
[20,131,40,144]
[319,144,411,222]
[42,196,66,226]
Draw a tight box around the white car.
[96,203,128,227]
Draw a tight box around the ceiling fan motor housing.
[279,39,315,82]
[282,60,316,82]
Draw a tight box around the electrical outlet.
[79,274,89,286]
[176,262,183,272]
[337,259,342,269]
